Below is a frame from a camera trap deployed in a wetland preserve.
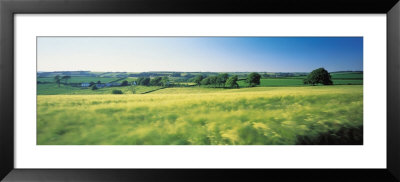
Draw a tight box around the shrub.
[112,89,123,94]
[121,80,129,86]
[91,85,98,90]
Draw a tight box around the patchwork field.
[37,85,363,145]
[37,84,161,95]
[37,76,119,83]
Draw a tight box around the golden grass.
[37,85,363,145]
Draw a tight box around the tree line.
[192,72,261,88]
[136,76,170,86]
[51,68,334,90]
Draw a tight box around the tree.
[225,75,239,88]
[303,68,333,86]
[121,80,129,86]
[161,76,169,87]
[54,75,61,87]
[201,77,211,85]
[89,81,95,87]
[61,75,71,84]
[172,73,181,77]
[193,75,204,86]
[201,76,219,87]
[200,76,218,87]
[216,73,229,87]
[91,85,98,90]
[97,80,101,84]
[140,77,150,86]
[137,77,144,85]
[150,76,162,86]
[246,72,261,87]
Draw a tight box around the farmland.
[37,84,161,95]
[36,71,363,145]
[37,85,363,145]
[237,78,362,87]
[36,37,364,145]
[37,76,119,83]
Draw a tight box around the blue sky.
[37,37,363,72]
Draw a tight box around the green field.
[331,72,363,79]
[37,84,161,95]
[237,78,362,87]
[285,72,363,80]
[38,76,119,83]
[37,85,363,145]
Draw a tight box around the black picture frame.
[1,0,399,181]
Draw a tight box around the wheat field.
[37,85,363,145]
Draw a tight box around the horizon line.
[37,70,364,73]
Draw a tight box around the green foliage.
[200,77,211,85]
[61,75,71,84]
[193,75,204,85]
[121,80,129,86]
[112,90,123,94]
[54,75,61,87]
[304,68,333,85]
[200,76,223,87]
[246,72,261,87]
[209,76,217,86]
[225,75,239,88]
[91,85,98,90]
[171,73,181,77]
[161,76,169,87]
[54,75,60,82]
[137,77,150,86]
[150,76,163,86]
[216,73,229,87]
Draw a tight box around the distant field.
[331,72,363,79]
[38,76,119,83]
[37,85,363,145]
[333,80,363,85]
[37,84,161,95]
[237,78,362,87]
[283,72,362,79]
[116,77,138,83]
[238,79,303,87]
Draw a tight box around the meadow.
[37,85,363,145]
[37,76,119,83]
[37,84,161,95]
[237,78,362,87]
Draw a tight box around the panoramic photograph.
[36,37,363,145]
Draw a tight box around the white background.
[15,14,386,168]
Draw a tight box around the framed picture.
[1,0,399,181]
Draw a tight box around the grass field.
[38,76,119,83]
[237,78,362,87]
[37,85,363,145]
[331,72,363,79]
[37,84,161,95]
